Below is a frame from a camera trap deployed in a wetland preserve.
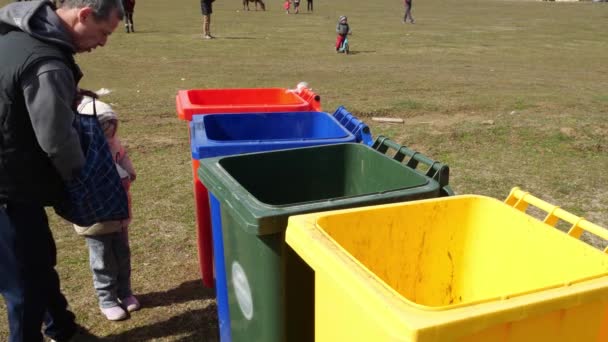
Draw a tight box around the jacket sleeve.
[115,138,136,179]
[21,59,85,181]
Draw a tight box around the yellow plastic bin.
[285,188,608,341]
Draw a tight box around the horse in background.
[243,0,266,11]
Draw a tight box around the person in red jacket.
[122,0,135,33]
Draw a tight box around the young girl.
[335,15,351,53]
[75,97,139,321]
[283,0,290,14]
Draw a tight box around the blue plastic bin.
[191,111,357,159]
[193,109,371,342]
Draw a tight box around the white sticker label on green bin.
[232,261,253,320]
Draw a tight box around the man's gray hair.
[59,0,125,21]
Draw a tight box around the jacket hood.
[78,96,119,134]
[0,1,75,52]
[78,96,118,121]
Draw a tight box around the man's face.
[72,7,120,53]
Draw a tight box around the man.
[201,0,214,39]
[121,0,135,33]
[0,1,123,341]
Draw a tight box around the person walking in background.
[75,97,140,321]
[122,0,135,33]
[307,0,313,12]
[201,0,215,39]
[0,0,123,341]
[283,0,290,14]
[293,0,300,14]
[335,15,350,52]
[403,0,414,24]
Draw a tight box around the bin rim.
[198,143,440,235]
[285,195,608,337]
[175,88,318,121]
[189,111,357,159]
[290,194,608,308]
[179,87,297,92]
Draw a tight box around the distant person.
[335,15,350,53]
[0,0,124,340]
[293,0,300,14]
[403,0,414,24]
[307,0,313,12]
[283,0,290,13]
[200,0,215,39]
[122,0,135,33]
[76,97,140,321]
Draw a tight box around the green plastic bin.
[198,141,452,342]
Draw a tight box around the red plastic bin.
[176,86,321,288]
[176,87,321,121]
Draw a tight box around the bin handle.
[332,106,374,146]
[505,187,608,253]
[372,136,454,196]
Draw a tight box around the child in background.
[75,97,139,321]
[122,0,136,33]
[283,0,290,13]
[335,15,351,52]
[293,0,300,14]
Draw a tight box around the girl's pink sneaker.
[101,305,127,321]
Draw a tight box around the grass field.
[1,0,607,340]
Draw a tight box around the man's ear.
[77,7,94,23]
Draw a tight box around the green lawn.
[1,0,607,340]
